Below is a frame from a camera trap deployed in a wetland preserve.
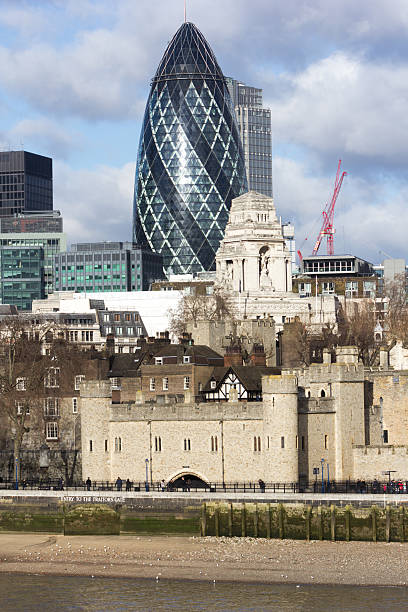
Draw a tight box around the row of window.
[16,397,79,416]
[16,373,85,391]
[150,376,190,391]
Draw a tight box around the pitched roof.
[202,365,281,393]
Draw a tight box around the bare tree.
[168,287,235,337]
[0,316,91,485]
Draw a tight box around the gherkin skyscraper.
[133,22,247,275]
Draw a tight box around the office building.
[227,77,273,197]
[133,22,247,276]
[54,242,164,294]
[0,150,53,216]
[0,211,66,298]
[0,245,44,310]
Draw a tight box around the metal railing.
[0,478,407,494]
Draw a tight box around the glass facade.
[0,246,44,310]
[227,78,273,197]
[54,241,164,293]
[0,211,66,298]
[0,151,53,216]
[133,23,247,275]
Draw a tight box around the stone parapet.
[110,402,264,422]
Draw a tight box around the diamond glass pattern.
[133,22,247,275]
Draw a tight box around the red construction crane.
[312,160,347,256]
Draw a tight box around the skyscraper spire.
[184,0,186,23]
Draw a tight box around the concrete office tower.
[226,78,273,197]
[0,151,53,216]
[133,22,247,276]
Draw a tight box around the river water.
[0,574,407,611]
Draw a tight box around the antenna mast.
[184,0,187,22]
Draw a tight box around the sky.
[0,0,407,264]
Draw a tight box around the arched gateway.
[167,471,209,489]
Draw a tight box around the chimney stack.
[224,345,243,367]
[250,344,266,366]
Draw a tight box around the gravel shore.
[0,534,407,586]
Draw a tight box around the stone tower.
[262,374,299,482]
[215,191,292,294]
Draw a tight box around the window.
[183,356,190,364]
[115,437,122,452]
[111,377,120,389]
[324,434,328,449]
[322,282,335,295]
[45,368,60,388]
[345,280,358,298]
[105,439,108,452]
[114,314,120,322]
[320,389,326,398]
[254,436,261,452]
[162,377,169,391]
[16,377,26,391]
[155,357,163,365]
[301,436,305,450]
[210,380,216,389]
[74,374,85,391]
[46,422,58,440]
[116,327,123,335]
[89,440,93,452]
[383,430,389,444]
[72,397,78,414]
[184,376,190,390]
[103,314,110,322]
[127,327,134,335]
[298,282,311,297]
[150,378,156,391]
[184,438,191,451]
[281,436,285,449]
[296,435,298,449]
[16,400,29,415]
[211,435,218,452]
[155,436,162,452]
[44,397,60,416]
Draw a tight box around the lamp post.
[15,456,18,490]
[320,458,325,493]
[327,462,330,491]
[145,458,149,492]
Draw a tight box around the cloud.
[273,156,408,263]
[54,160,135,245]
[267,53,408,167]
[5,118,80,160]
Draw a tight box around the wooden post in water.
[278,504,284,539]
[399,507,404,543]
[266,504,271,539]
[254,504,258,538]
[201,503,206,536]
[345,506,351,542]
[228,503,233,537]
[386,506,391,543]
[305,506,311,541]
[241,503,246,537]
[215,505,220,537]
[317,507,323,541]
[330,505,336,541]
[371,506,377,543]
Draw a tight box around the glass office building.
[0,151,53,216]
[226,78,273,197]
[0,246,44,310]
[54,241,164,293]
[0,211,66,298]
[133,22,247,275]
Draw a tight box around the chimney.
[379,346,389,369]
[106,333,115,356]
[250,344,266,366]
[224,345,243,367]
[322,348,332,364]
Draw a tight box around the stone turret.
[262,374,299,482]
